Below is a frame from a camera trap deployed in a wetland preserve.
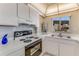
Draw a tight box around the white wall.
[70,10,79,34]
[44,17,54,33]
[39,15,54,34]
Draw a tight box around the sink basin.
[51,34,54,37]
[24,40,32,43]
[66,36,71,38]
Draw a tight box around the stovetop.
[24,40,32,43]
[14,30,40,44]
[19,36,39,43]
[20,39,25,41]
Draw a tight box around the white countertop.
[0,36,41,56]
[38,32,79,42]
[0,32,79,56]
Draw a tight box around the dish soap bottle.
[1,34,8,45]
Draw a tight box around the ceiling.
[30,3,79,16]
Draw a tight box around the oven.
[25,39,42,56]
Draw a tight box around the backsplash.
[0,27,14,39]
[0,25,35,41]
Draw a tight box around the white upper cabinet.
[30,7,39,26]
[18,3,39,26]
[18,4,29,21]
[26,4,30,21]
[30,7,36,23]
[30,7,39,27]
[0,4,18,26]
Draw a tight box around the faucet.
[58,32,62,37]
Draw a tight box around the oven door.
[25,39,42,56]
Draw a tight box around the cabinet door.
[59,39,76,56]
[18,3,29,20]
[42,37,48,53]
[30,7,39,25]
[26,4,29,21]
[74,42,79,56]
[43,37,58,56]
[0,3,18,26]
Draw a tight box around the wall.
[70,10,79,34]
[45,9,79,34]
[39,15,56,34]
[39,15,44,34]
[44,17,54,33]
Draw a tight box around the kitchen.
[0,3,79,56]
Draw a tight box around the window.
[52,16,70,32]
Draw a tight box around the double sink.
[51,33,71,39]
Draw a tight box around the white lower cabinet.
[7,48,25,56]
[59,41,75,56]
[43,36,79,56]
[59,43,74,56]
[59,39,78,56]
[46,39,58,55]
[43,37,58,55]
[74,42,79,56]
